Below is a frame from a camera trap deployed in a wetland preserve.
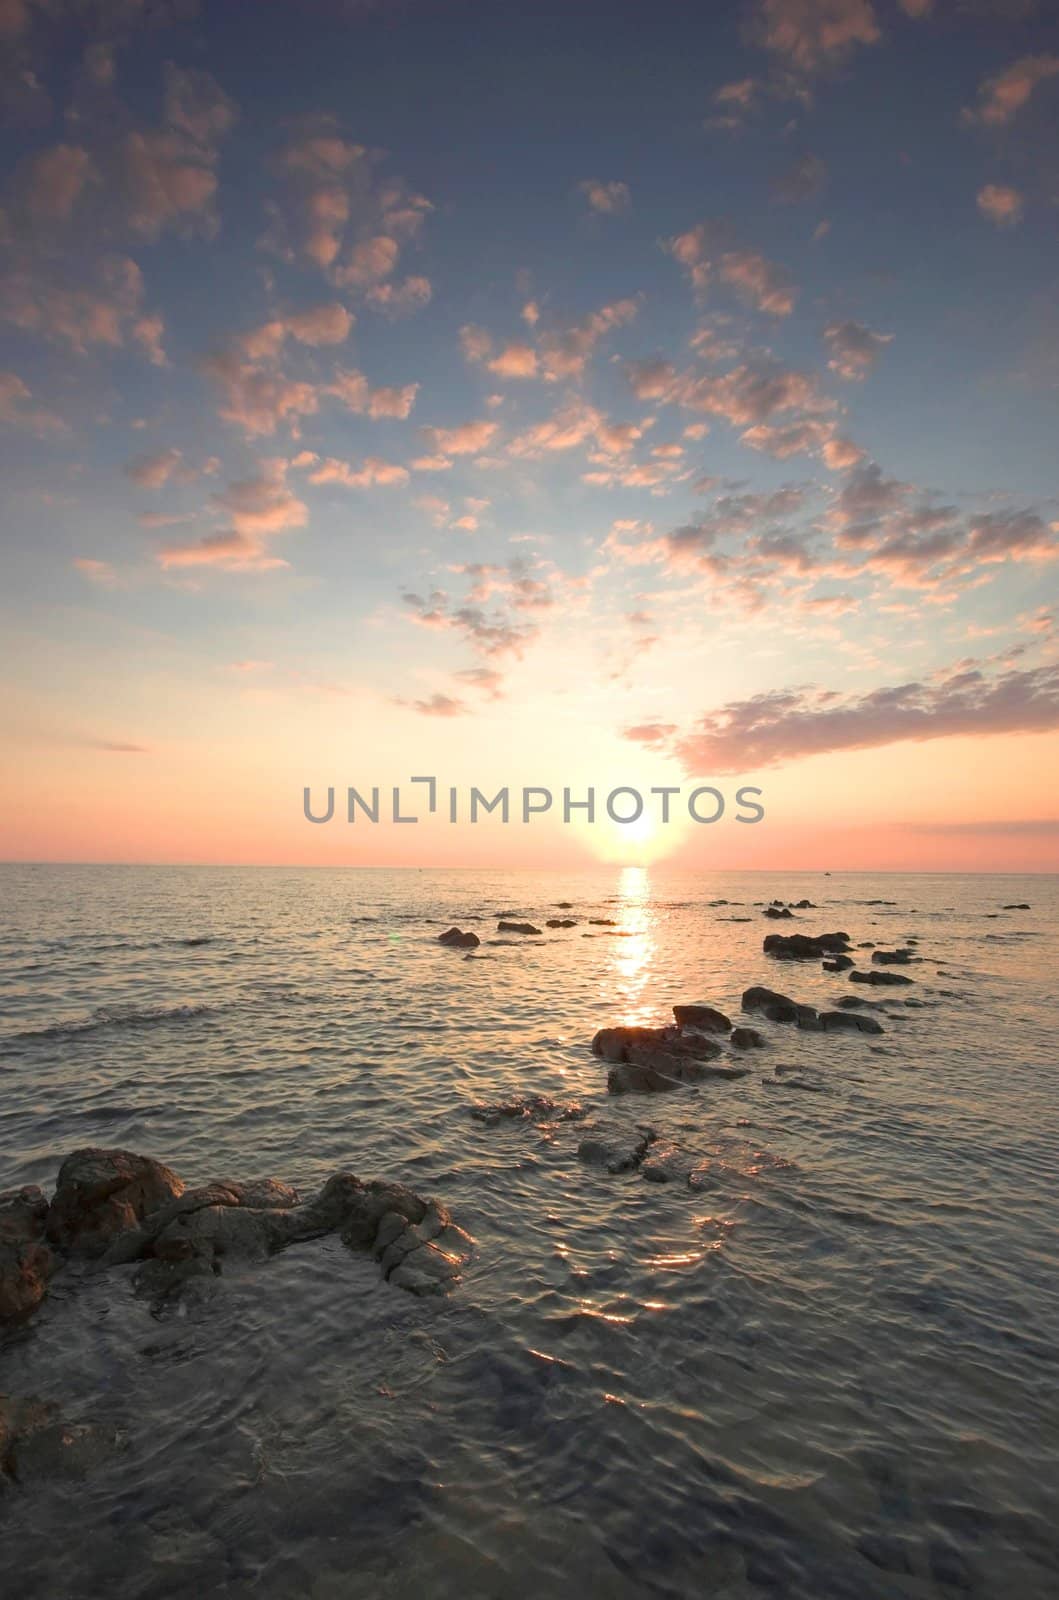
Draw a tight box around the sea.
[0,864,1056,1598]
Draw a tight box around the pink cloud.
[159,459,306,571]
[963,54,1059,127]
[977,184,1024,227]
[753,0,881,74]
[823,319,893,379]
[419,419,498,456]
[579,179,631,215]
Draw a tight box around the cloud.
[753,0,881,74]
[418,419,498,456]
[0,369,65,434]
[122,66,237,240]
[158,458,307,571]
[579,179,631,215]
[304,455,409,488]
[25,144,96,221]
[365,275,433,316]
[977,184,1024,227]
[125,447,184,488]
[823,319,894,379]
[626,658,1059,773]
[963,54,1059,127]
[539,297,640,380]
[328,366,418,418]
[401,693,469,718]
[666,225,796,314]
[1,254,164,361]
[772,153,827,203]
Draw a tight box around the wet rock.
[818,1011,884,1035]
[763,906,793,919]
[0,1186,56,1322]
[373,1199,475,1297]
[641,1142,694,1184]
[763,931,851,959]
[849,969,914,987]
[1003,903,1030,911]
[497,920,542,935]
[545,918,577,928]
[730,1026,766,1049]
[555,901,574,908]
[0,1396,123,1485]
[741,986,819,1028]
[609,1050,748,1093]
[588,917,617,925]
[438,927,480,949]
[578,1125,655,1173]
[470,1095,587,1126]
[836,995,877,1010]
[792,898,817,909]
[672,1003,732,1033]
[822,954,855,972]
[765,1067,824,1093]
[46,1148,185,1259]
[871,948,913,964]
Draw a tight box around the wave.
[12,1001,214,1042]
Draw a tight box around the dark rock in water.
[0,1186,56,1322]
[497,920,542,935]
[46,1148,185,1259]
[792,899,817,909]
[730,1026,766,1049]
[764,931,851,959]
[849,969,914,987]
[438,926,480,948]
[763,906,793,919]
[555,901,574,908]
[741,986,818,1029]
[641,1141,694,1184]
[0,1396,123,1485]
[672,1003,732,1034]
[872,948,913,964]
[858,941,876,948]
[822,955,855,972]
[1002,903,1030,910]
[592,1024,674,1062]
[545,918,577,928]
[836,995,878,1010]
[818,1011,884,1035]
[181,935,212,947]
[577,1125,655,1173]
[471,1095,587,1126]
[588,917,617,925]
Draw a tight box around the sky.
[1,0,1057,870]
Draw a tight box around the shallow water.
[1,864,1057,1598]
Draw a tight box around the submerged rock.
[46,1148,185,1259]
[438,927,480,949]
[588,917,617,925]
[0,1186,56,1322]
[672,1003,732,1034]
[1003,903,1030,910]
[608,1054,748,1093]
[577,1125,655,1173]
[730,1026,767,1049]
[849,969,914,987]
[497,920,542,936]
[764,1067,825,1093]
[545,918,577,928]
[822,955,855,972]
[763,906,793,919]
[741,986,819,1028]
[763,931,851,959]
[0,1396,123,1485]
[871,948,914,965]
[470,1095,587,1126]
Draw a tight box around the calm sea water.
[1,864,1057,1598]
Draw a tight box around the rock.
[374,1198,474,1297]
[592,1024,671,1062]
[818,1011,884,1035]
[822,954,855,972]
[765,1068,824,1093]
[496,920,542,936]
[0,1186,56,1322]
[555,901,574,908]
[741,986,818,1028]
[1002,903,1030,911]
[470,1095,587,1126]
[577,1126,655,1173]
[672,1003,732,1033]
[545,918,577,928]
[730,1026,766,1049]
[763,906,793,919]
[763,931,851,959]
[438,927,480,949]
[871,948,913,964]
[836,995,876,1010]
[46,1148,185,1259]
[640,1142,693,1184]
[849,969,914,987]
[0,1396,123,1484]
[792,899,817,909]
[609,1048,748,1093]
[588,917,617,925]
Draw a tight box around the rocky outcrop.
[672,1003,732,1033]
[497,920,542,935]
[763,906,793,919]
[764,931,851,959]
[545,918,577,928]
[588,917,616,925]
[438,927,480,948]
[818,1011,884,1035]
[0,1187,56,1321]
[730,1026,767,1049]
[46,1148,185,1259]
[822,955,855,972]
[592,1022,749,1092]
[1003,903,1030,910]
[871,948,913,965]
[849,969,914,987]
